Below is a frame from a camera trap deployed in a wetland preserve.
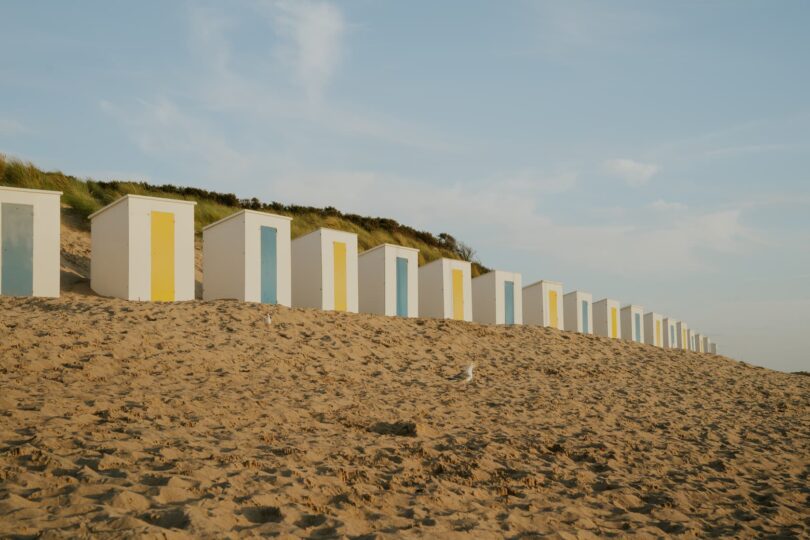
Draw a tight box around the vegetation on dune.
[0,155,489,275]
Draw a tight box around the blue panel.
[396,257,408,316]
[582,300,589,333]
[634,313,641,342]
[260,226,277,304]
[504,280,514,325]
[1,203,34,296]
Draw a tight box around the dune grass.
[0,155,489,275]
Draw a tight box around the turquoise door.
[581,300,589,333]
[260,226,277,304]
[1,203,34,296]
[504,280,515,325]
[634,313,641,341]
[395,257,408,316]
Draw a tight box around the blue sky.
[2,1,808,372]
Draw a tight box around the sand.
[0,211,808,538]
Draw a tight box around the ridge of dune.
[0,212,808,538]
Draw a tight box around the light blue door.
[504,280,514,325]
[670,326,675,344]
[634,313,641,342]
[260,226,277,304]
[396,257,408,316]
[1,203,34,297]
[582,300,589,333]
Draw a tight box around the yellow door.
[452,269,464,320]
[333,241,347,311]
[548,290,558,328]
[610,307,618,338]
[151,211,175,302]
[656,320,661,346]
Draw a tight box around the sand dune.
[0,213,808,538]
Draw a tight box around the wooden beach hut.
[621,304,645,343]
[419,258,472,321]
[471,270,522,325]
[358,243,419,317]
[522,280,563,329]
[0,186,61,298]
[644,312,664,347]
[563,290,593,334]
[202,210,292,305]
[593,298,621,339]
[291,228,358,312]
[676,321,689,350]
[662,317,679,349]
[90,195,196,301]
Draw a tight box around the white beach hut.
[471,270,523,325]
[694,333,705,353]
[593,298,621,339]
[702,336,712,354]
[291,228,358,313]
[90,195,196,301]
[358,243,419,317]
[621,305,645,343]
[662,317,679,349]
[688,329,697,351]
[419,258,472,321]
[643,312,664,347]
[0,186,61,298]
[710,342,717,355]
[202,210,292,305]
[522,280,564,329]
[563,290,593,334]
[676,321,689,350]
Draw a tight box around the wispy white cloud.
[650,199,687,212]
[603,158,659,186]
[0,118,29,135]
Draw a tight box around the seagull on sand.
[449,363,474,383]
[265,315,273,326]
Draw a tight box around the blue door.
[260,226,277,304]
[1,203,34,296]
[396,257,408,316]
[634,313,641,342]
[581,300,589,333]
[670,326,675,344]
[504,280,514,325]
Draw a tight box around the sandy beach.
[0,215,808,538]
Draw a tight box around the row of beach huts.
[0,186,717,353]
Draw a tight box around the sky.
[1,1,808,372]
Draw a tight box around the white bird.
[265,315,273,326]
[449,363,474,383]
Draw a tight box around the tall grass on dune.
[0,154,489,275]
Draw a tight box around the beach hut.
[291,228,358,313]
[694,333,705,353]
[593,298,621,339]
[419,258,472,321]
[202,210,292,305]
[471,270,523,325]
[90,195,196,301]
[522,280,563,329]
[702,336,712,354]
[643,312,664,347]
[688,329,697,351]
[0,186,61,298]
[621,305,645,343]
[563,290,593,334]
[676,321,689,350]
[710,342,717,355]
[662,317,679,349]
[358,243,419,317]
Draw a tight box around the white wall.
[563,291,593,334]
[0,187,61,298]
[522,280,563,328]
[91,196,130,299]
[472,270,522,325]
[593,298,621,339]
[244,211,292,306]
[621,305,645,343]
[202,211,246,301]
[643,312,664,347]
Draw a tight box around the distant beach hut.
[0,186,61,298]
[593,298,621,339]
[291,228,358,313]
[202,210,292,305]
[471,270,523,325]
[702,336,712,354]
[563,290,593,334]
[643,312,664,347]
[621,305,645,343]
[694,333,705,353]
[90,195,196,301]
[709,342,717,355]
[662,317,679,349]
[676,321,689,350]
[358,243,419,317]
[522,280,563,329]
[688,329,697,351]
[419,258,472,321]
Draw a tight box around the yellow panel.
[452,269,464,320]
[611,307,618,338]
[549,290,558,328]
[151,211,175,302]
[656,320,661,346]
[333,241,347,312]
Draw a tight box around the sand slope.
[0,214,808,538]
